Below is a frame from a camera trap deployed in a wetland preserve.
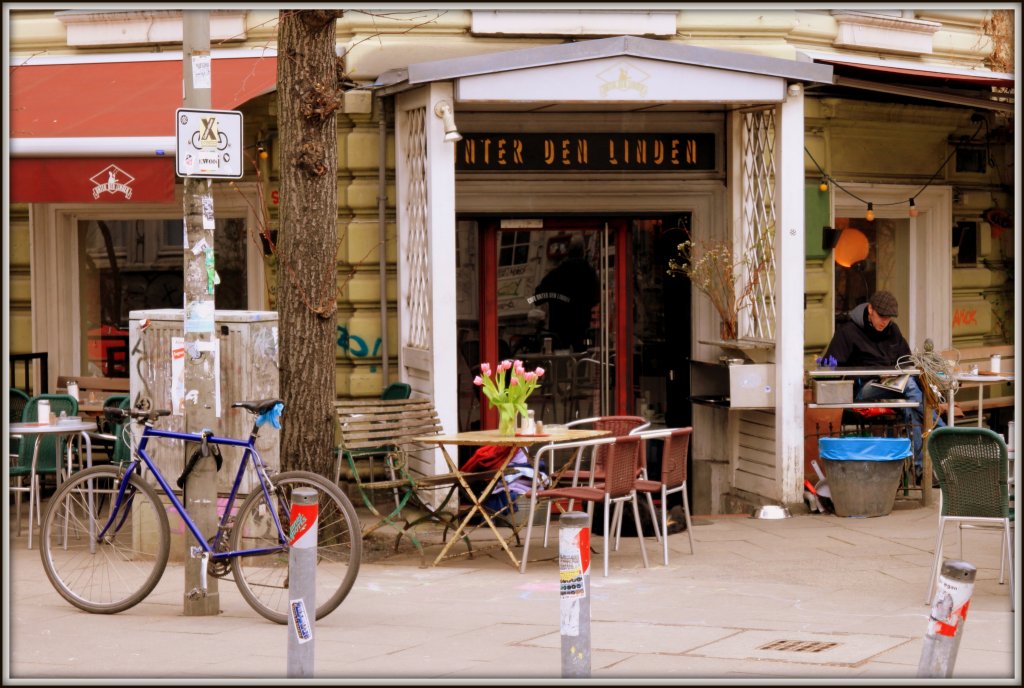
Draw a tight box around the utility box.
[728,363,776,408]
[129,309,280,494]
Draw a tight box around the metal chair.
[11,394,78,548]
[925,427,1013,610]
[628,427,695,565]
[520,434,649,576]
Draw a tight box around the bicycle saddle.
[232,399,284,415]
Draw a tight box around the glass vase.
[497,405,518,436]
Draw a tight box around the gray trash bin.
[818,437,911,517]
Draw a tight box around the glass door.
[456,214,693,432]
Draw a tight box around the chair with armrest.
[520,434,650,576]
[925,426,1013,610]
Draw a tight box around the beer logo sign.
[90,164,135,200]
[597,62,649,97]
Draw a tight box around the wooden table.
[10,420,96,549]
[412,428,609,568]
[806,367,932,506]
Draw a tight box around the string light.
[804,116,987,217]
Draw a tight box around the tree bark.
[276,10,342,475]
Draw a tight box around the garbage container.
[818,437,911,517]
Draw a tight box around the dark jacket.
[824,302,911,368]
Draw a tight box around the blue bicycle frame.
[101,420,288,561]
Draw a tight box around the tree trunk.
[276,10,342,475]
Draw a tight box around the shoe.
[914,467,924,487]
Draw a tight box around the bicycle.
[38,399,362,624]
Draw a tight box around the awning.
[797,50,1014,112]
[9,53,277,203]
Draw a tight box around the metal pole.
[182,9,219,616]
[288,487,318,678]
[559,511,591,678]
[918,560,976,678]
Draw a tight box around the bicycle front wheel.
[39,465,170,614]
[231,471,361,624]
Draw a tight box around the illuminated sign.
[455,133,715,171]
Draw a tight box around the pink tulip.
[473,376,483,386]
[524,372,537,382]
[480,362,491,376]
[500,360,512,371]
[509,377,520,386]
[534,367,545,377]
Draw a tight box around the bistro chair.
[925,427,1013,610]
[9,387,30,456]
[548,416,654,541]
[625,427,695,565]
[520,434,649,576]
[12,393,78,548]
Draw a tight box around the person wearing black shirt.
[531,235,599,352]
[824,290,938,483]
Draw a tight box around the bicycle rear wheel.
[39,465,170,614]
[231,471,361,624]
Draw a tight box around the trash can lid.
[818,437,912,461]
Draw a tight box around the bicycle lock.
[288,487,318,678]
[559,511,592,678]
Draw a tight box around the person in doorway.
[823,290,939,484]
[531,235,600,352]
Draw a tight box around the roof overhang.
[373,36,834,111]
[797,49,1014,113]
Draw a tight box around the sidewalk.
[5,493,1019,682]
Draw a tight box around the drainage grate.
[758,640,839,653]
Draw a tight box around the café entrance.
[455,214,694,433]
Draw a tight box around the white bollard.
[918,560,976,678]
[559,511,591,678]
[287,487,318,678]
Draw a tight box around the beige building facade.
[6,8,1016,513]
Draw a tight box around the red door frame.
[477,218,632,428]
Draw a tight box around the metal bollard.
[287,487,318,679]
[918,560,976,678]
[559,511,591,678]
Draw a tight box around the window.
[77,217,247,376]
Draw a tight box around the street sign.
[176,108,243,179]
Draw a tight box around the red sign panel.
[10,157,176,203]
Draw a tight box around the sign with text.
[175,108,243,179]
[455,132,715,171]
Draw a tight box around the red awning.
[9,55,277,202]
[819,58,1016,88]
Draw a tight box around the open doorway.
[455,214,693,433]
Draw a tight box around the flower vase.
[720,318,737,341]
[497,405,518,436]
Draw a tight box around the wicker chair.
[925,427,1013,610]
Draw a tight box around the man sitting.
[824,290,939,484]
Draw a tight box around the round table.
[10,420,96,549]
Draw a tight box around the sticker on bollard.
[559,527,589,599]
[289,502,318,548]
[928,570,973,638]
[290,598,313,643]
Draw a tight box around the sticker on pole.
[290,598,313,643]
[289,502,318,549]
[559,527,589,599]
[176,108,243,179]
[928,575,974,638]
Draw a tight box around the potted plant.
[667,231,773,341]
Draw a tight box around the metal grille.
[401,106,431,350]
[740,107,778,340]
[759,640,839,653]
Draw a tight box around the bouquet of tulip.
[474,359,545,435]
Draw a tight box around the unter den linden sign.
[455,133,715,171]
